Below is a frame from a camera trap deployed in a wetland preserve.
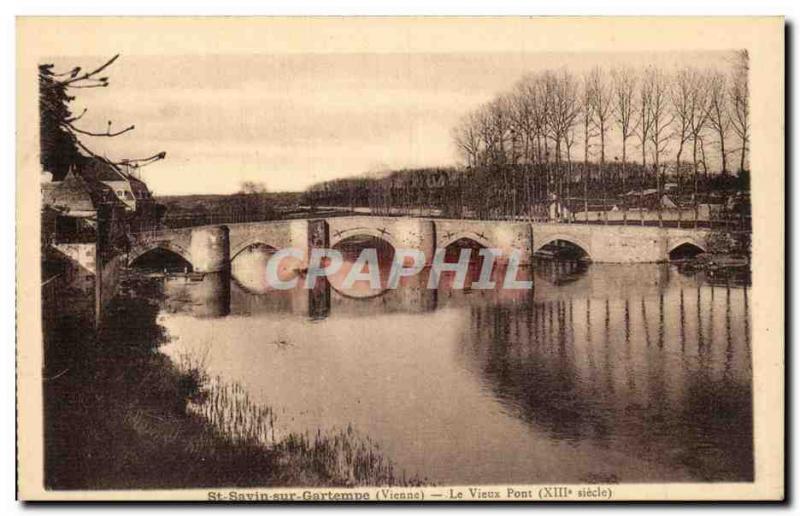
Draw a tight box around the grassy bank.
[43,274,420,489]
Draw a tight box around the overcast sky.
[57,51,735,195]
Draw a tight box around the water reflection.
[156,248,752,484]
[456,277,752,482]
[329,235,395,299]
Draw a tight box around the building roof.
[125,173,152,198]
[75,155,151,194]
[75,155,129,183]
[42,169,123,214]
[623,188,659,197]
[57,154,154,207]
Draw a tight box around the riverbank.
[43,273,420,489]
[676,253,751,286]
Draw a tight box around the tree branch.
[65,120,135,137]
[63,54,119,85]
[119,152,167,167]
[65,108,88,123]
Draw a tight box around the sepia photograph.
[15,16,784,502]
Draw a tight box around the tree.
[688,71,711,221]
[611,67,640,208]
[563,122,578,223]
[474,102,504,168]
[671,67,697,192]
[544,70,580,220]
[530,76,550,165]
[510,77,541,165]
[509,76,541,215]
[445,56,749,224]
[635,68,654,224]
[39,54,165,181]
[452,112,481,168]
[39,63,82,180]
[239,181,268,194]
[706,71,731,174]
[729,50,750,173]
[588,67,613,222]
[487,96,515,216]
[581,73,597,220]
[487,97,514,167]
[644,67,673,227]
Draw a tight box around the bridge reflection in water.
[155,243,752,485]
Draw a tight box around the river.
[155,240,752,485]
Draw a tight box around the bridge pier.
[190,225,230,273]
[191,271,231,318]
[487,223,533,265]
[306,219,332,319]
[394,218,436,266]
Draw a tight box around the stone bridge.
[128,216,710,272]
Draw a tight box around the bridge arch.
[128,241,193,269]
[230,240,279,261]
[329,228,400,252]
[533,235,592,260]
[326,232,397,300]
[668,239,707,260]
[439,232,494,252]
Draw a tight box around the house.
[622,189,679,210]
[42,168,124,243]
[74,157,155,212]
[41,155,159,321]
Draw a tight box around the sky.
[54,51,737,195]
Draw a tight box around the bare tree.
[445,54,748,225]
[39,54,166,180]
[462,96,516,216]
[510,76,541,218]
[544,70,581,221]
[564,124,578,223]
[729,50,750,173]
[510,80,537,164]
[588,68,613,166]
[706,71,731,174]
[645,67,674,227]
[688,71,712,226]
[581,73,597,221]
[588,67,613,223]
[452,112,482,168]
[475,105,496,166]
[531,77,550,165]
[473,103,500,168]
[612,66,640,223]
[670,68,698,194]
[239,181,268,194]
[635,68,654,224]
